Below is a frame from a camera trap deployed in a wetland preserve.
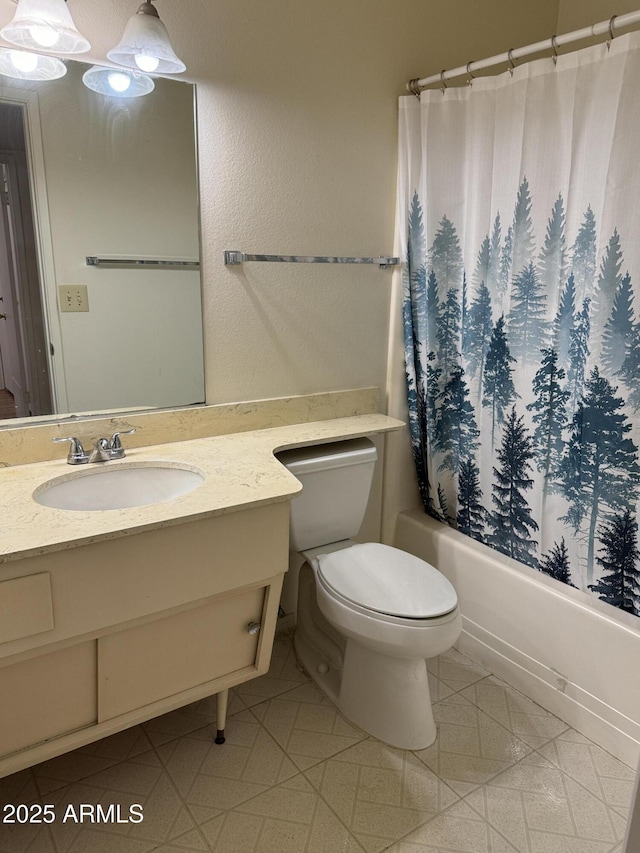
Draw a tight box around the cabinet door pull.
[247,621,261,635]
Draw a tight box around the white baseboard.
[458,618,639,768]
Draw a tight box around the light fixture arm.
[136,2,160,19]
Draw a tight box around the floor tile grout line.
[427,684,539,753]
[26,764,45,804]
[432,659,637,786]
[141,682,367,851]
[5,765,43,807]
[241,643,540,848]
[298,738,469,853]
[29,725,161,801]
[440,677,574,742]
[410,731,535,804]
[296,762,384,852]
[241,673,372,772]
[377,791,517,853]
[44,823,58,853]
[137,722,218,853]
[234,674,315,713]
[39,749,212,853]
[457,749,629,852]
[307,782,365,853]
[527,736,636,820]
[534,721,638,772]
[146,763,214,851]
[179,767,367,853]
[129,660,369,839]
[161,685,371,850]
[461,781,533,853]
[428,671,493,699]
[248,705,369,772]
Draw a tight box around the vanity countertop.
[0,414,403,564]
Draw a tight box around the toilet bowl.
[278,439,461,749]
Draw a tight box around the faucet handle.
[108,428,136,459]
[53,436,88,465]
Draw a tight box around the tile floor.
[0,634,635,853]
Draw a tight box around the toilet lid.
[316,542,458,619]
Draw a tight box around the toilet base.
[339,639,436,749]
[294,628,437,750]
[293,627,342,704]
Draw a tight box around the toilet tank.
[277,438,377,551]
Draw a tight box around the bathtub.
[394,508,640,767]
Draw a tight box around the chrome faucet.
[88,437,110,463]
[53,435,89,465]
[53,429,136,465]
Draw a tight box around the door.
[0,148,53,418]
[0,161,28,415]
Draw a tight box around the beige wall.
[558,0,640,32]
[34,0,558,408]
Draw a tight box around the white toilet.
[278,438,462,750]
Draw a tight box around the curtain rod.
[407,9,640,94]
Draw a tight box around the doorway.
[0,102,52,418]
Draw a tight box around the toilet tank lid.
[277,438,377,475]
[317,542,458,619]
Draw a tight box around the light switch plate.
[59,285,89,313]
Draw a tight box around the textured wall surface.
[0,0,559,406]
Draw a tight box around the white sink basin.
[33,463,205,511]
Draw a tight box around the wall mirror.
[0,58,204,427]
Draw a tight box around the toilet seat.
[316,542,458,620]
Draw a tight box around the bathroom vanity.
[0,412,401,777]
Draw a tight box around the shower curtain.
[397,32,640,618]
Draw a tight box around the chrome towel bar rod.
[86,257,200,269]
[224,250,399,269]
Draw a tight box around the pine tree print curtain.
[397,33,640,618]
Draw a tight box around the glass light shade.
[107,3,185,74]
[0,47,66,80]
[0,0,90,54]
[82,64,155,98]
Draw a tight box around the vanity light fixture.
[82,64,155,98]
[0,0,90,55]
[107,1,185,75]
[0,46,66,79]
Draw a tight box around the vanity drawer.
[0,573,53,645]
[98,586,266,721]
[0,642,96,757]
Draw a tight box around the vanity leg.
[215,689,228,744]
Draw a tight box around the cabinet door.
[98,586,265,721]
[0,642,96,757]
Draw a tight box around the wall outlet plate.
[59,285,89,313]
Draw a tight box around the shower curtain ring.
[466,61,475,86]
[507,48,517,75]
[440,69,448,94]
[607,15,617,50]
[408,78,422,98]
[551,35,559,65]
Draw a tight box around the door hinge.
[0,190,9,206]
[49,342,55,356]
